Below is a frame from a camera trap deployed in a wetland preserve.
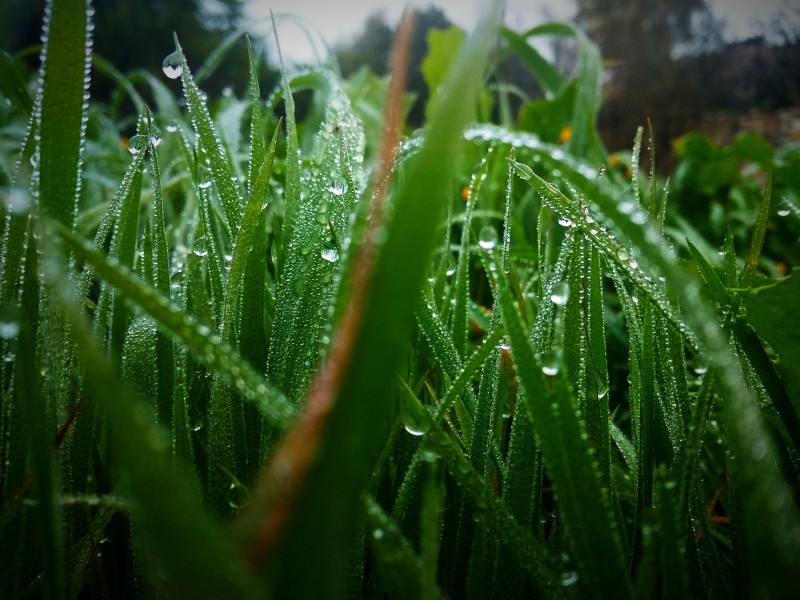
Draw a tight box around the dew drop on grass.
[558,215,575,228]
[149,127,162,147]
[478,225,498,250]
[226,483,245,510]
[166,122,178,133]
[162,50,183,79]
[690,354,709,375]
[193,236,208,257]
[5,189,31,214]
[127,135,148,155]
[372,529,385,540]
[541,349,561,376]
[777,208,790,217]
[329,177,347,196]
[550,281,570,305]
[198,179,212,190]
[320,243,339,263]
[0,310,20,340]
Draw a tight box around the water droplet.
[690,355,709,375]
[478,225,498,250]
[558,216,575,228]
[557,552,579,586]
[127,135,148,155]
[329,177,347,196]
[541,349,561,376]
[550,281,570,305]
[149,128,162,147]
[5,189,31,214]
[166,122,178,133]
[193,236,208,257]
[162,50,183,79]
[561,570,579,587]
[226,483,245,510]
[403,421,427,436]
[0,308,20,340]
[372,529,385,540]
[777,208,790,217]
[320,244,339,263]
[198,179,212,190]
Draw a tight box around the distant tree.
[336,13,394,79]
[334,5,453,127]
[574,0,724,166]
[0,0,255,101]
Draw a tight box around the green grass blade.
[397,380,562,598]
[256,8,501,595]
[194,30,246,85]
[15,237,64,600]
[267,71,364,402]
[499,27,563,97]
[54,222,295,428]
[36,0,92,229]
[245,35,265,194]
[171,35,244,232]
[452,149,493,356]
[148,129,177,429]
[741,171,772,288]
[491,249,631,598]
[221,122,280,342]
[41,248,259,599]
[364,496,428,600]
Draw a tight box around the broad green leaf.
[743,270,800,408]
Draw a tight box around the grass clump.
[1,1,799,598]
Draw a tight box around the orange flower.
[559,126,572,144]
[461,185,470,201]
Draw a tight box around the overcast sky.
[243,0,800,63]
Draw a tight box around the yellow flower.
[559,126,572,144]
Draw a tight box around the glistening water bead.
[550,281,570,305]
[127,135,148,155]
[478,225,498,250]
[162,50,183,79]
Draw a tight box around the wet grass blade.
[54,222,295,428]
[42,247,260,600]
[172,34,244,232]
[741,172,772,288]
[36,0,91,229]
[491,249,631,598]
[245,8,501,596]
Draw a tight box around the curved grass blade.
[364,496,430,600]
[397,380,563,598]
[54,222,295,428]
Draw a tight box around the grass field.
[2,1,799,598]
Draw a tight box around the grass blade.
[490,249,631,598]
[54,222,295,428]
